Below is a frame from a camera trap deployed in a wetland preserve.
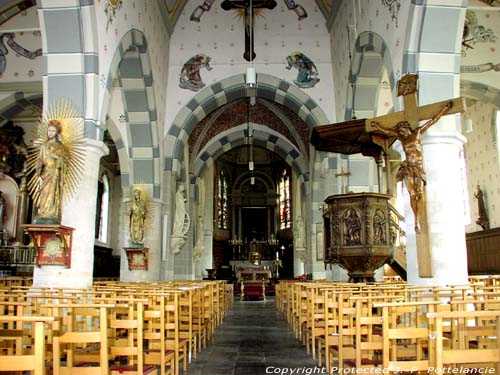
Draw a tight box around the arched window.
[95,174,110,243]
[279,169,291,229]
[217,169,229,229]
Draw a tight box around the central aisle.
[187,298,318,375]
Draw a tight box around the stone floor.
[185,298,319,375]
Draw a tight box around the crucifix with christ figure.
[221,0,277,61]
[365,74,465,277]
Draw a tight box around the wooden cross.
[335,168,351,194]
[221,0,277,61]
[365,74,465,278]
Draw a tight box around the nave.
[186,298,317,375]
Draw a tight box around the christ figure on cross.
[371,101,452,232]
[221,0,277,61]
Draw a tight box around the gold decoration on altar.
[27,99,85,224]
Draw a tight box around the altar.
[236,266,272,301]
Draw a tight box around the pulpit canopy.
[310,118,396,160]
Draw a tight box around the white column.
[402,119,468,286]
[33,139,108,289]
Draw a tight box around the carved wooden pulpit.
[311,74,465,278]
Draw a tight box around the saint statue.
[474,185,489,230]
[33,120,67,224]
[171,185,190,254]
[129,188,147,245]
[28,100,85,225]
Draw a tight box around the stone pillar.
[32,139,108,288]
[398,119,469,286]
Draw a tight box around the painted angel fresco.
[179,54,213,91]
[286,52,320,89]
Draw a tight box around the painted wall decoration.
[284,1,307,20]
[104,0,123,30]
[381,0,400,27]
[179,53,213,91]
[462,10,497,52]
[190,0,216,22]
[0,33,41,76]
[461,61,500,73]
[286,52,320,88]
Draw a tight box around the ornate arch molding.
[461,80,500,108]
[190,124,308,187]
[102,29,161,198]
[165,73,329,178]
[0,92,42,124]
[347,31,396,120]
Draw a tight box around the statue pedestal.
[124,246,149,270]
[22,224,73,268]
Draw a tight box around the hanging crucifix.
[221,0,277,61]
[365,74,465,277]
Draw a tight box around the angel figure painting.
[28,100,85,225]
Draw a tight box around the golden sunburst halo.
[27,99,86,210]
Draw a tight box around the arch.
[0,92,42,125]
[460,80,500,108]
[101,29,161,198]
[347,31,396,120]
[190,123,308,187]
[105,116,130,186]
[164,73,329,175]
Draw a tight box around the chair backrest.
[426,310,500,372]
[42,303,114,375]
[0,315,54,375]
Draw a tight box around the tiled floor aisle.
[186,298,318,375]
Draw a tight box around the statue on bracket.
[129,187,147,246]
[27,100,85,225]
[474,185,489,230]
[171,184,191,254]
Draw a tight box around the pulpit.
[323,193,400,282]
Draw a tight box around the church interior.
[0,0,500,373]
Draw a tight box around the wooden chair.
[0,315,54,375]
[426,310,500,373]
[143,293,177,375]
[109,298,158,375]
[46,303,114,375]
[377,301,446,373]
